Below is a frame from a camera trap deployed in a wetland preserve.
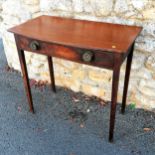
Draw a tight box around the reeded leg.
[121,44,134,114]
[17,49,34,113]
[47,56,56,92]
[109,56,121,142]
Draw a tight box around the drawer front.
[15,35,114,69]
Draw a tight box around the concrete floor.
[0,39,155,155]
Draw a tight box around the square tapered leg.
[121,44,134,114]
[47,56,56,93]
[109,54,121,142]
[17,49,34,113]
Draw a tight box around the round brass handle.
[29,41,40,51]
[82,51,94,62]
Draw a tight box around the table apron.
[15,35,118,70]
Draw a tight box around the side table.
[8,15,142,142]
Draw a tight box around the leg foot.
[121,44,134,114]
[17,49,34,113]
[109,55,121,142]
[47,56,56,93]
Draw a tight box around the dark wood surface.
[15,35,115,69]
[109,53,121,142]
[9,15,142,142]
[47,56,56,93]
[15,48,34,113]
[121,44,134,114]
[8,15,142,53]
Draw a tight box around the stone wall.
[1,0,155,109]
[0,0,5,34]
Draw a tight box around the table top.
[8,15,142,53]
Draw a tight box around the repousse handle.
[82,51,94,62]
[30,41,40,51]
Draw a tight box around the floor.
[0,39,155,155]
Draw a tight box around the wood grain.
[8,16,142,142]
[15,35,115,69]
[8,15,142,53]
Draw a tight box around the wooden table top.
[8,15,142,53]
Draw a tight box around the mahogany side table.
[8,15,142,142]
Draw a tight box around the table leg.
[121,44,134,114]
[109,57,121,142]
[47,56,56,92]
[17,49,34,113]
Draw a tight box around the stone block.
[145,53,155,72]
[132,51,145,70]
[132,68,152,80]
[88,70,111,83]
[72,0,83,13]
[131,0,148,10]
[47,0,72,12]
[82,83,105,98]
[142,22,155,38]
[135,91,155,109]
[23,5,40,14]
[142,8,155,20]
[138,79,155,98]
[87,0,113,16]
[114,0,128,13]
[72,69,85,80]
[32,12,43,18]
[23,0,39,5]
[59,59,79,70]
[135,36,155,53]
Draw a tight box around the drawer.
[15,35,114,69]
